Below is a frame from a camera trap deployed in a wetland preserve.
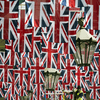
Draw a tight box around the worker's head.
[77,86,81,92]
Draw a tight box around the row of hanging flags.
[0,0,100,100]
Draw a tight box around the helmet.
[77,86,81,89]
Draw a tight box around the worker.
[65,86,83,100]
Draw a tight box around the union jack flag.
[47,0,69,43]
[0,82,9,98]
[7,72,16,99]
[89,81,100,99]
[0,65,13,83]
[61,59,76,84]
[25,0,51,27]
[25,27,42,58]
[41,37,58,68]
[84,0,100,30]
[4,40,21,66]
[75,67,86,86]
[42,32,68,56]
[17,3,32,53]
[4,83,12,100]
[14,65,31,97]
[31,57,45,100]
[13,57,31,98]
[41,41,68,68]
[0,0,18,40]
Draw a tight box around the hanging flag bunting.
[0,0,100,100]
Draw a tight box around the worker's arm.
[76,92,83,99]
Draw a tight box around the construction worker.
[65,86,83,100]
